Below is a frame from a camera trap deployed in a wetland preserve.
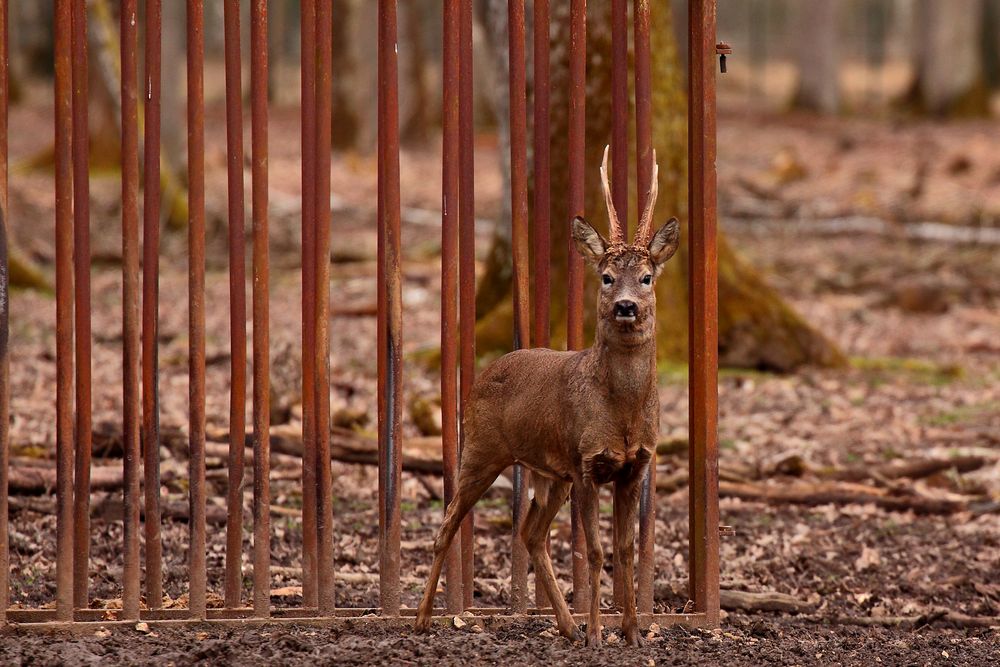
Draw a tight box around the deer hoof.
[559,624,584,643]
[413,614,432,633]
[623,626,643,647]
[585,628,602,647]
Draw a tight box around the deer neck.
[591,328,657,402]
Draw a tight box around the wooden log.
[9,465,123,494]
[719,480,964,515]
[832,610,999,630]
[719,589,816,614]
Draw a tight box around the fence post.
[222,0,247,610]
[249,0,271,619]
[120,0,142,622]
[186,0,207,621]
[634,0,656,616]
[378,0,404,617]
[299,0,319,611]
[567,0,589,615]
[0,0,9,628]
[141,0,164,609]
[53,0,75,623]
[70,0,92,612]
[688,0,721,625]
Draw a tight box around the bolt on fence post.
[688,0,721,625]
[377,0,404,617]
[222,0,247,611]
[299,0,319,611]
[54,0,75,624]
[441,0,464,616]
[142,0,164,611]
[634,0,656,616]
[0,0,9,628]
[457,0,476,612]
[120,0,142,622]
[507,0,531,616]
[70,0,92,613]
[186,0,207,621]
[314,0,336,616]
[566,0,589,615]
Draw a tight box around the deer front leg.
[614,471,644,646]
[578,479,604,647]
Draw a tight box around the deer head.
[572,145,680,348]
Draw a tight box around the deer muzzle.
[613,300,638,322]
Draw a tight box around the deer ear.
[648,217,680,269]
[571,216,608,266]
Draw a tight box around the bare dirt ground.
[1,98,998,664]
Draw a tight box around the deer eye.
[602,274,614,286]
[641,274,652,286]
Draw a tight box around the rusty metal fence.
[0,0,720,629]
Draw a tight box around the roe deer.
[415,146,679,646]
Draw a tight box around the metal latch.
[716,42,732,74]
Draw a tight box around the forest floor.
[1,104,999,665]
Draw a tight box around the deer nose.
[614,300,638,319]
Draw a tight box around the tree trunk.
[330,0,362,150]
[793,0,840,113]
[474,0,844,372]
[908,0,988,116]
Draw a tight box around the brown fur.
[415,149,679,647]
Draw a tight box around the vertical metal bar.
[142,0,163,610]
[610,0,629,234]
[441,0,463,616]
[54,0,75,623]
[377,0,403,617]
[0,0,9,627]
[376,0,387,614]
[457,0,475,612]
[314,0,335,615]
[70,0,92,612]
[609,0,628,610]
[688,0,720,625]
[633,0,655,616]
[187,0,207,621]
[566,0,589,615]
[250,0,271,618]
[299,0,318,611]
[531,0,550,352]
[222,0,247,610]
[507,0,530,616]
[120,0,142,622]
[531,0,551,610]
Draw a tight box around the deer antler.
[600,145,625,245]
[634,150,659,246]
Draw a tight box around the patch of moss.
[852,356,964,386]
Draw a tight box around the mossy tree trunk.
[475,0,844,372]
[904,0,989,116]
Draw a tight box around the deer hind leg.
[520,477,578,641]
[414,453,508,632]
[614,474,643,646]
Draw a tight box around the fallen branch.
[831,610,999,630]
[719,480,964,515]
[9,465,124,494]
[206,424,445,475]
[720,589,816,614]
[826,456,987,483]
